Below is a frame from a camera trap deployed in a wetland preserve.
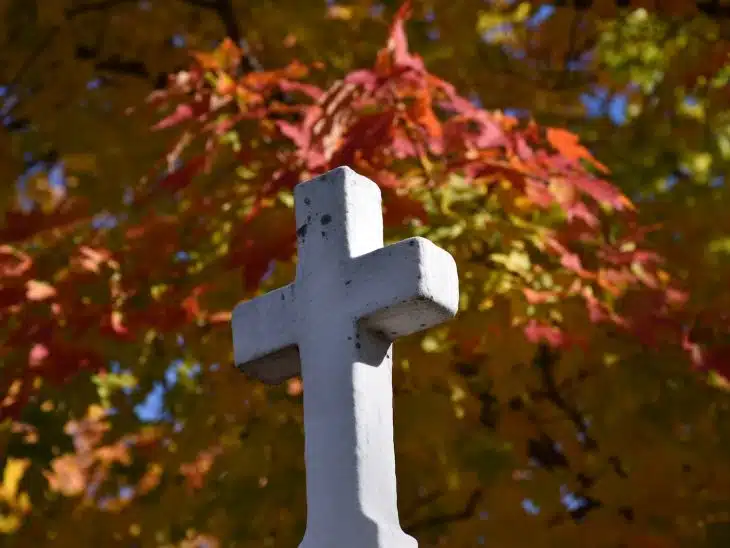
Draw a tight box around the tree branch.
[65,0,138,18]
[532,343,597,450]
[401,489,445,524]
[1,26,60,116]
[403,488,484,535]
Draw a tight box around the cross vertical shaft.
[294,170,404,544]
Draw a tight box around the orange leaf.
[409,88,442,139]
[546,128,608,173]
[0,246,32,277]
[45,455,87,497]
[26,280,56,301]
[78,246,112,273]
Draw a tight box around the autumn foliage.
[1,1,730,546]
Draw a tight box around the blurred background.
[2,1,730,546]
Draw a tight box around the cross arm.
[231,283,300,384]
[346,237,459,339]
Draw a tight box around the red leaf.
[524,179,556,208]
[391,133,419,159]
[515,135,534,160]
[560,252,594,279]
[182,285,209,321]
[344,69,378,91]
[388,1,421,71]
[330,111,395,167]
[374,0,424,77]
[29,344,49,367]
[277,120,309,149]
[32,340,105,384]
[582,290,608,323]
[0,246,32,277]
[566,202,599,227]
[227,210,297,292]
[475,120,507,149]
[570,174,632,210]
[159,155,206,192]
[524,320,565,348]
[523,288,558,304]
[382,188,428,226]
[152,104,195,131]
[279,80,324,101]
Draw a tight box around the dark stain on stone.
[321,214,332,225]
[390,331,397,336]
[345,280,351,286]
[419,323,426,328]
[296,223,308,238]
[355,343,361,349]
[321,231,326,238]
[307,215,311,222]
[347,336,352,340]
[409,240,415,246]
[281,294,285,301]
[304,197,311,205]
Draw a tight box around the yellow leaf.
[0,514,21,534]
[0,458,29,501]
[327,5,354,20]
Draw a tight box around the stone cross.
[231,167,459,548]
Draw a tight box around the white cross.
[231,167,459,548]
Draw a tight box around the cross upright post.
[231,166,459,548]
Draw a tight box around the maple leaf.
[546,128,609,174]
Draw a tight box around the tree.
[1,1,729,546]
